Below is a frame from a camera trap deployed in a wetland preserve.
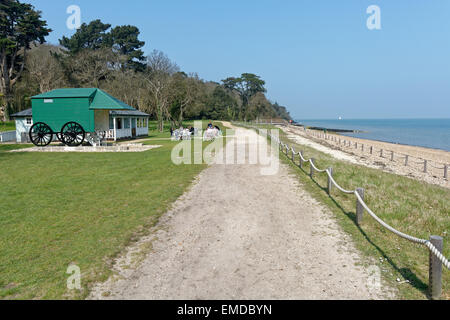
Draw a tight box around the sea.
[294,119,450,152]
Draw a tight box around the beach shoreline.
[281,125,450,189]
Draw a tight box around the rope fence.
[237,122,449,300]
[304,129,449,179]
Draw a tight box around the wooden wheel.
[29,122,53,147]
[61,122,85,147]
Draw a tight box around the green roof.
[32,88,134,111]
[32,88,97,99]
[90,89,134,110]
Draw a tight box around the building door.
[131,118,137,137]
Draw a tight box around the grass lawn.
[0,121,15,132]
[0,121,228,300]
[244,123,449,300]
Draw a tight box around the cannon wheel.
[29,122,53,147]
[61,122,85,147]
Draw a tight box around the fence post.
[370,146,373,155]
[299,151,304,168]
[424,160,428,173]
[355,142,358,149]
[391,151,394,161]
[361,144,364,152]
[429,235,443,300]
[327,168,333,194]
[356,188,365,225]
[310,158,315,178]
[405,155,409,166]
[444,165,448,179]
[291,147,295,161]
[380,149,383,158]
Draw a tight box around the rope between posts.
[326,170,355,194]
[310,160,327,173]
[243,123,450,271]
[355,191,450,269]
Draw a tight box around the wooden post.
[310,158,315,178]
[444,165,448,179]
[391,151,394,161]
[361,144,364,152]
[370,146,373,155]
[424,160,428,173]
[113,117,117,142]
[355,142,358,149]
[327,168,333,194]
[405,155,409,166]
[291,147,295,161]
[356,188,365,225]
[380,149,383,158]
[429,236,443,300]
[299,151,304,168]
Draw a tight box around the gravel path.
[89,126,392,300]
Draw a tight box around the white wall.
[15,118,33,143]
[95,110,109,131]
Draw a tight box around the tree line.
[0,0,292,131]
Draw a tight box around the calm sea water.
[295,119,450,152]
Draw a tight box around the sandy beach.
[281,125,450,189]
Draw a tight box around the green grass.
[245,123,449,300]
[0,121,15,132]
[0,121,229,300]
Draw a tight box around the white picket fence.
[0,131,16,143]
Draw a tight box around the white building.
[11,108,150,143]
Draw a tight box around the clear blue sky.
[29,0,450,119]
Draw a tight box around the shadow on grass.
[285,153,430,299]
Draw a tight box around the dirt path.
[89,125,392,300]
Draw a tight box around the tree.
[0,0,51,120]
[62,48,125,88]
[59,19,111,54]
[143,50,179,132]
[246,92,274,120]
[221,73,266,120]
[105,25,145,71]
[170,72,200,126]
[26,44,67,93]
[60,20,145,71]
[204,86,238,120]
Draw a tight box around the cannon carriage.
[29,88,135,147]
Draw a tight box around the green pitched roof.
[90,89,134,110]
[32,88,97,99]
[31,88,135,111]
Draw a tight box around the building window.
[117,118,122,130]
[124,118,130,129]
[26,118,32,125]
[109,117,114,130]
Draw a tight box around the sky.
[29,0,450,120]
